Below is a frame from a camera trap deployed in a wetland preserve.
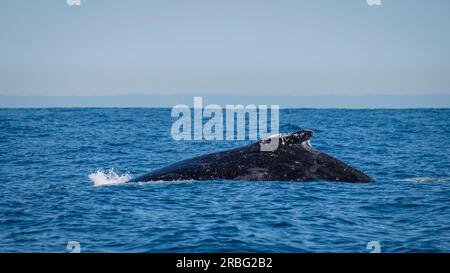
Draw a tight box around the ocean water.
[0,108,449,252]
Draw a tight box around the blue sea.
[0,108,449,252]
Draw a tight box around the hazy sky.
[1,0,449,96]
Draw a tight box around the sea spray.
[88,169,131,186]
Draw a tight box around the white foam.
[400,177,449,183]
[88,169,131,186]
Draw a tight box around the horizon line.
[1,93,450,98]
[1,94,449,109]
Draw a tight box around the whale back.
[128,129,373,183]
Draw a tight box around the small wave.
[88,169,131,186]
[399,177,449,183]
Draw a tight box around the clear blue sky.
[1,0,449,96]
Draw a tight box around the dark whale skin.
[128,129,373,183]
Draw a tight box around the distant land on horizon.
[1,94,449,109]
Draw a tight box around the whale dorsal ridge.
[283,129,314,144]
[261,129,314,146]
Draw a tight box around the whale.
[128,129,373,183]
